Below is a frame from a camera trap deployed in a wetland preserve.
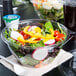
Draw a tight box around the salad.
[32,0,64,24]
[4,21,67,67]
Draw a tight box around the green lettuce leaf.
[30,40,45,49]
[45,21,54,32]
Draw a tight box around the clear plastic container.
[1,19,68,67]
[31,0,64,24]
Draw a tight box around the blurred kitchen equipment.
[12,0,29,7]
[3,0,13,16]
[1,0,13,29]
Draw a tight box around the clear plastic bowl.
[1,19,68,67]
[31,0,64,24]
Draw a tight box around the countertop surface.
[0,3,76,76]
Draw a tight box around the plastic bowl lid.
[3,14,20,22]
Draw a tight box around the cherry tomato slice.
[19,31,25,36]
[23,34,30,39]
[55,34,65,42]
[54,30,60,37]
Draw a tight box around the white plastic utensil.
[0,55,25,75]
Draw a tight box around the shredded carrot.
[35,61,47,68]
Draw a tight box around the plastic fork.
[0,55,25,75]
